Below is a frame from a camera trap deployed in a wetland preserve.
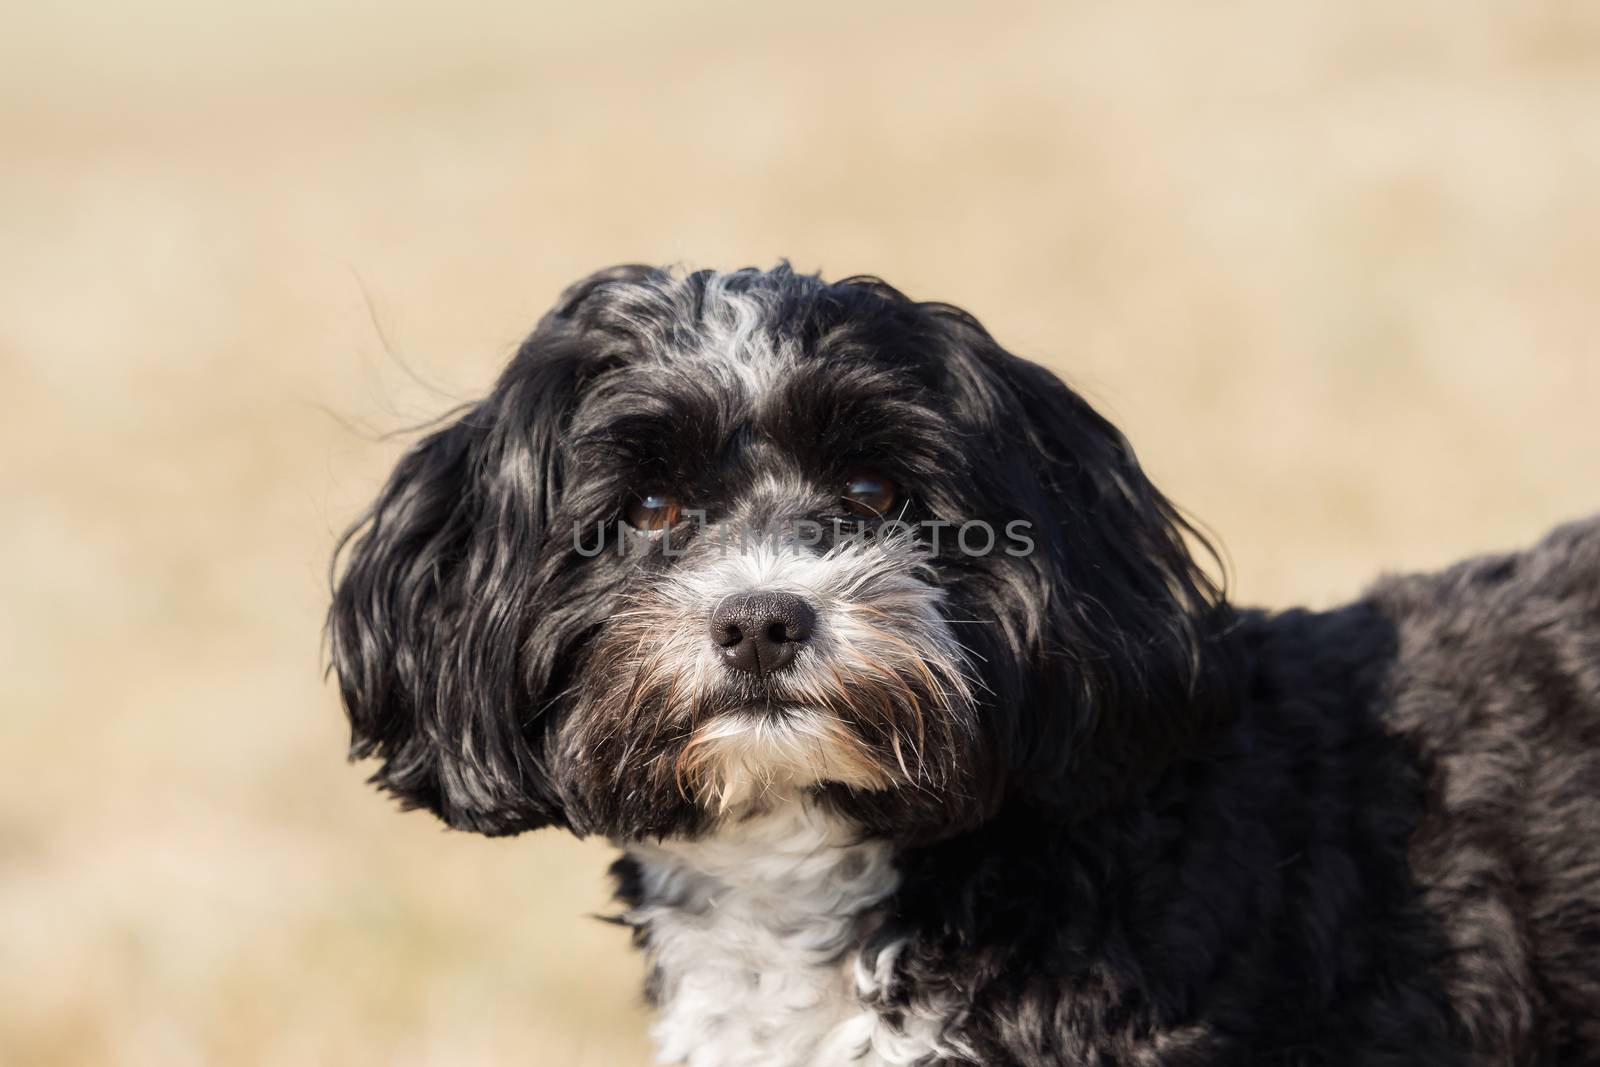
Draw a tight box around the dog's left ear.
[934,309,1243,815]
[327,266,657,835]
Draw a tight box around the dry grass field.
[2,2,1598,1064]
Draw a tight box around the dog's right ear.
[916,301,1245,820]
[326,264,659,835]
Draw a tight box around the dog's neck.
[618,800,961,1067]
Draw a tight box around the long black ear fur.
[933,306,1243,816]
[326,266,657,834]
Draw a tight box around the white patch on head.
[624,802,970,1067]
[581,268,794,403]
[682,275,795,401]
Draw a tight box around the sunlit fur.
[330,265,1600,1065]
[562,526,979,822]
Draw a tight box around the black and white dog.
[328,265,1600,1066]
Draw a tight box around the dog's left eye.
[841,473,897,518]
[626,491,682,531]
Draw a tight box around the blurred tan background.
[2,2,1598,1064]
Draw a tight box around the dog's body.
[619,525,1600,1066]
[330,265,1600,1065]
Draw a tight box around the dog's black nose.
[710,591,815,676]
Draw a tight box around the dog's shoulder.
[1354,514,1600,725]
[1359,515,1600,1049]
[1348,514,1600,856]
[1369,513,1600,628]
[1233,513,1600,797]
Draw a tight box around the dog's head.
[328,265,1239,843]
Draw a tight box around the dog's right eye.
[626,491,682,532]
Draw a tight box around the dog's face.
[329,266,1237,843]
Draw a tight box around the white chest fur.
[621,803,960,1067]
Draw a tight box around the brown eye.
[841,473,897,518]
[626,491,681,531]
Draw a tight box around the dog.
[328,264,1600,1066]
